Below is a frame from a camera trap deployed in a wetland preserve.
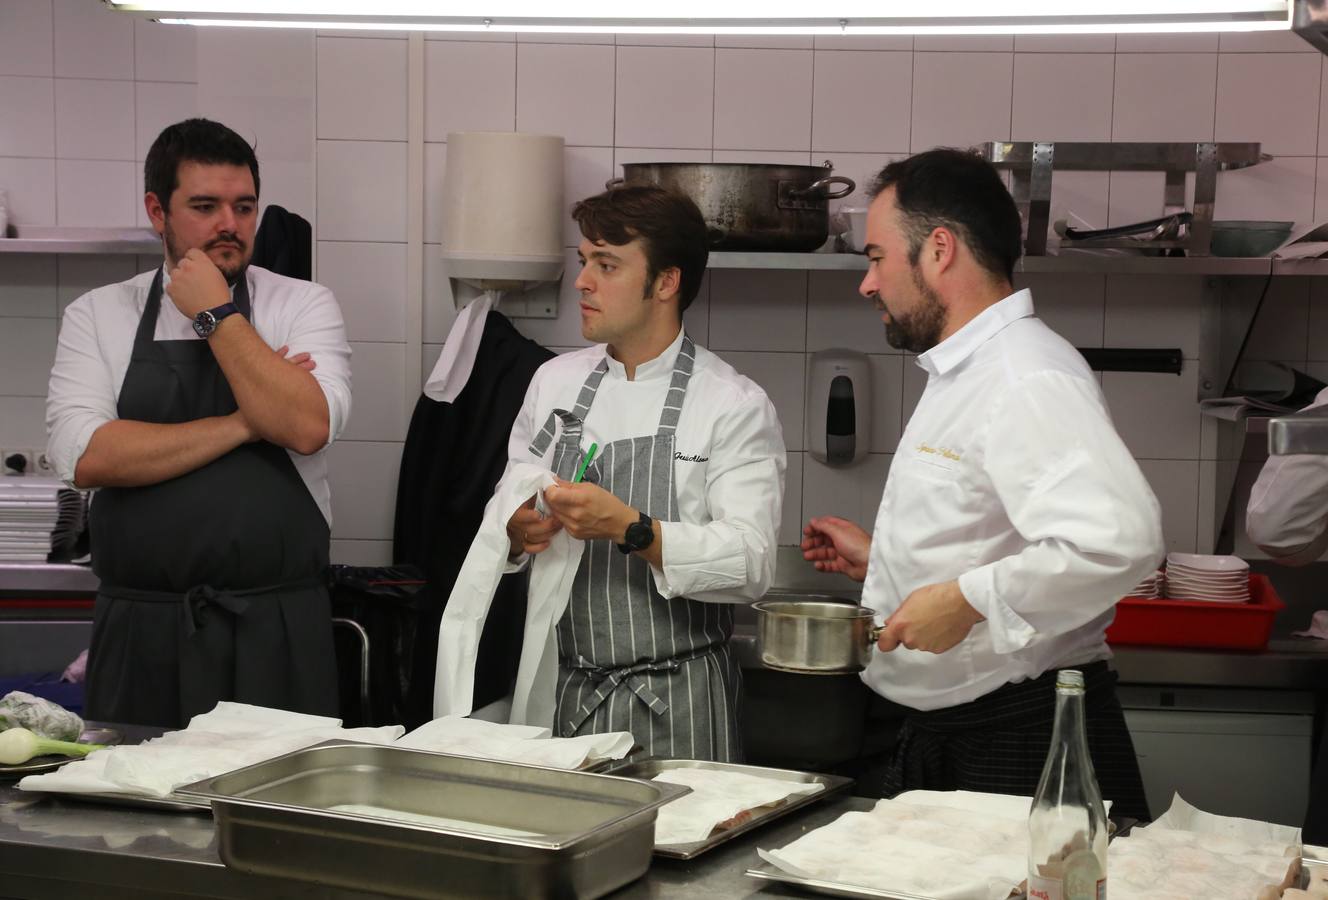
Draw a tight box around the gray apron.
[84,268,337,728]
[528,336,742,762]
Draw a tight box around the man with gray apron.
[46,120,352,728]
[500,186,786,762]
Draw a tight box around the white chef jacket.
[505,327,785,604]
[45,265,352,525]
[1246,387,1328,565]
[861,289,1164,711]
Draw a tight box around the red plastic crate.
[1105,573,1284,651]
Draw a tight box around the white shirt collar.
[916,288,1034,378]
[603,326,686,382]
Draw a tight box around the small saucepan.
[751,599,882,675]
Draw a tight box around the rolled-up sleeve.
[651,392,786,604]
[46,299,118,486]
[285,283,352,446]
[1246,389,1328,565]
[957,371,1165,654]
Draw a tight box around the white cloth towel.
[18,702,404,801]
[423,292,496,403]
[432,463,585,729]
[1294,610,1328,639]
[651,769,824,845]
[396,716,632,769]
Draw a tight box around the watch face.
[193,311,216,338]
[626,520,653,549]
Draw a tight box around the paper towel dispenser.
[806,349,871,466]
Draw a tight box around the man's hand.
[506,495,563,558]
[543,478,635,542]
[276,345,317,371]
[877,579,984,654]
[801,515,871,582]
[166,248,231,319]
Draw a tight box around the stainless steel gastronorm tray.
[606,757,852,860]
[176,740,689,900]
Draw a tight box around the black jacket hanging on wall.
[251,205,313,282]
[393,310,553,727]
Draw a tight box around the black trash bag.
[325,564,428,728]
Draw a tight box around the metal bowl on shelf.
[1208,220,1293,257]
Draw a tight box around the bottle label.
[1029,851,1105,900]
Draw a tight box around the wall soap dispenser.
[806,349,872,466]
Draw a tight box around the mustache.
[206,233,245,252]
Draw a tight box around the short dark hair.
[144,118,260,211]
[869,148,1022,283]
[571,185,709,314]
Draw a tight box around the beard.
[163,218,249,286]
[883,266,946,354]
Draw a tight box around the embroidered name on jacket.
[674,451,709,463]
[916,443,963,462]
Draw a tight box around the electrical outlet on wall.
[1,449,33,476]
[31,450,54,476]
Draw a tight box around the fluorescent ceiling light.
[108,0,1293,34]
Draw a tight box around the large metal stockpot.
[610,161,854,252]
[752,599,882,675]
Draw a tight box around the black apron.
[879,661,1151,821]
[84,269,337,728]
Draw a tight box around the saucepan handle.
[792,175,857,201]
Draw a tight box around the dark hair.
[869,148,1022,283]
[144,118,260,210]
[571,185,709,314]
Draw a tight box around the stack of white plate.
[0,476,61,561]
[1163,552,1250,603]
[1128,569,1164,599]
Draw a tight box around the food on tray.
[651,768,825,846]
[1108,825,1301,898]
[0,691,83,741]
[0,727,105,765]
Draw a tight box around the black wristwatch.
[617,511,655,555]
[192,301,240,339]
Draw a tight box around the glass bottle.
[1027,669,1109,900]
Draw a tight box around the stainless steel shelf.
[0,226,161,255]
[706,250,1281,276]
[707,251,868,271]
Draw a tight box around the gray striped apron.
[527,336,742,762]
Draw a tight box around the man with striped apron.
[502,186,785,762]
[528,337,741,760]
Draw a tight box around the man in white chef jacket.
[497,184,785,762]
[45,118,352,728]
[802,149,1163,820]
[1247,389,1328,842]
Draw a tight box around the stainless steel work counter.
[0,774,864,900]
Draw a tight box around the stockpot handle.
[792,175,856,201]
[605,176,625,190]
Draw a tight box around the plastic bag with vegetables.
[0,691,84,741]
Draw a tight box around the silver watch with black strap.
[192,301,240,339]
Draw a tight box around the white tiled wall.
[3,9,1328,569]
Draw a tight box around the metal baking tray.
[52,789,211,813]
[747,817,1126,899]
[747,863,943,900]
[176,740,689,900]
[606,758,851,860]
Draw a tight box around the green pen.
[572,442,598,484]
